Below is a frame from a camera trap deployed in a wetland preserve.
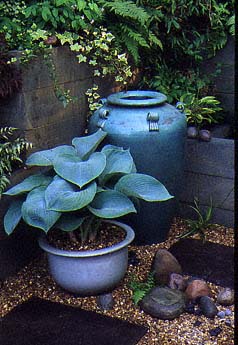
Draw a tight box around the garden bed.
[0,218,234,345]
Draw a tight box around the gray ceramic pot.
[38,220,135,295]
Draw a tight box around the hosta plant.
[3,129,173,245]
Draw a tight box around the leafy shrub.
[0,127,32,195]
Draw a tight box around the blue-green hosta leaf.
[53,152,106,188]
[21,186,61,232]
[26,145,76,166]
[101,144,124,152]
[45,176,97,211]
[55,214,85,232]
[99,148,135,184]
[88,190,137,218]
[4,199,24,235]
[72,129,107,159]
[115,173,173,201]
[3,174,53,196]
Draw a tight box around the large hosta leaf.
[99,148,135,184]
[55,214,85,232]
[45,176,97,211]
[4,199,24,235]
[115,173,173,201]
[26,145,76,166]
[72,129,107,159]
[53,152,106,188]
[88,190,137,218]
[21,186,61,232]
[4,174,52,196]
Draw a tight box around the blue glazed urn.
[88,90,187,244]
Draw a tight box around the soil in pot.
[47,222,126,251]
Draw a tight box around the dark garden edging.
[179,137,234,228]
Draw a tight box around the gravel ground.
[0,218,234,345]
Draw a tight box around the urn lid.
[107,90,167,107]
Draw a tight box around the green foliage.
[0,127,32,195]
[0,0,132,112]
[4,130,173,242]
[128,272,155,305]
[180,94,223,128]
[177,197,213,242]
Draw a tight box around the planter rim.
[107,90,167,107]
[38,220,135,258]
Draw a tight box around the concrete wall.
[179,137,234,228]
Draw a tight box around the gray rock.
[140,286,186,320]
[96,292,114,310]
[198,296,218,318]
[217,311,226,319]
[152,249,182,285]
[199,129,211,141]
[217,288,234,306]
[187,126,198,139]
[168,273,186,291]
[225,309,232,316]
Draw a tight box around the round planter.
[38,220,135,295]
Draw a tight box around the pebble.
[198,296,218,318]
[194,320,202,327]
[187,126,198,139]
[225,309,232,316]
[209,327,222,337]
[199,129,212,141]
[96,293,114,310]
[217,288,234,306]
[217,311,226,319]
[225,319,232,327]
[184,301,195,314]
[128,250,140,266]
[168,273,186,291]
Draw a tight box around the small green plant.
[128,272,155,305]
[3,129,173,244]
[177,197,213,242]
[180,94,223,128]
[0,127,32,196]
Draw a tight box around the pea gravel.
[0,218,234,345]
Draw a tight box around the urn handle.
[147,112,160,131]
[97,108,110,129]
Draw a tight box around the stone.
[199,129,211,141]
[225,309,232,316]
[225,320,232,327]
[168,273,186,291]
[128,250,140,266]
[209,327,222,337]
[217,311,226,319]
[193,320,202,327]
[185,279,212,300]
[140,286,186,320]
[217,288,234,306]
[96,293,114,310]
[184,301,195,314]
[187,126,198,139]
[198,296,218,318]
[152,249,182,285]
